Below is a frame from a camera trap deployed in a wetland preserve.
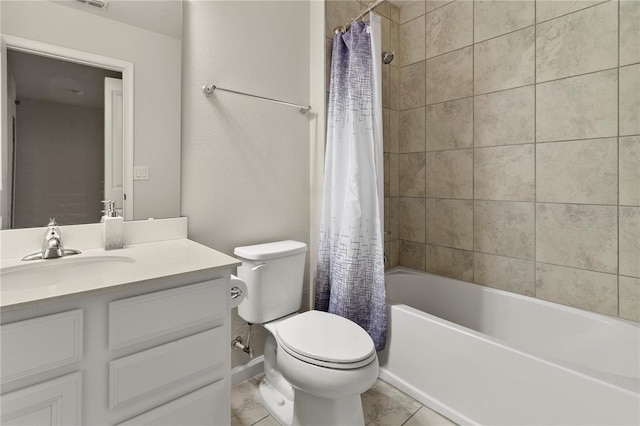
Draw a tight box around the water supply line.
[232,323,254,358]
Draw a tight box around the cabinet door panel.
[1,310,83,383]
[109,279,225,350]
[0,372,82,425]
[116,380,228,425]
[109,327,225,409]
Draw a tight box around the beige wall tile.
[399,152,426,197]
[474,201,535,260]
[391,20,401,56]
[474,144,535,201]
[401,0,426,23]
[425,199,474,250]
[536,1,617,83]
[426,46,473,105]
[620,207,640,278]
[400,240,426,270]
[400,107,426,152]
[383,108,390,152]
[389,153,399,196]
[425,149,473,198]
[425,97,473,151]
[382,64,390,109]
[536,0,607,23]
[536,203,618,273]
[389,110,400,153]
[474,252,535,296]
[382,16,391,57]
[426,0,455,14]
[474,27,535,95]
[374,0,391,20]
[536,138,618,205]
[384,153,390,194]
[474,0,535,43]
[535,263,618,316]
[390,3,401,23]
[326,0,362,36]
[390,65,400,110]
[620,276,640,322]
[536,69,618,142]
[385,197,391,242]
[620,136,640,206]
[390,197,400,240]
[401,15,426,66]
[401,61,426,109]
[390,239,400,267]
[425,244,474,282]
[399,197,426,242]
[474,85,535,147]
[621,0,640,66]
[620,64,640,136]
[425,0,473,59]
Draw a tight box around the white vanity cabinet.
[1,273,234,425]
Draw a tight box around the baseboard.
[231,356,264,386]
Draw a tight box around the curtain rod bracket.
[202,83,311,115]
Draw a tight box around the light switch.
[134,166,149,181]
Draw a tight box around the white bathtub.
[378,267,640,425]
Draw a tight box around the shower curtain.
[316,14,386,351]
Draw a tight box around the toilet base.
[259,378,293,426]
[292,389,365,426]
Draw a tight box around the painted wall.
[392,0,639,321]
[181,0,312,368]
[1,0,181,221]
[13,100,103,228]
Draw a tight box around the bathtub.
[378,267,640,425]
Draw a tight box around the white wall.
[1,0,181,221]
[181,0,313,368]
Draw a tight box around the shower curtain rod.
[202,84,311,114]
[337,0,385,32]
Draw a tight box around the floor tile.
[231,376,457,426]
[231,375,269,426]
[362,379,422,426]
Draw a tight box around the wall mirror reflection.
[5,50,124,229]
[1,0,183,230]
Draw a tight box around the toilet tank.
[234,240,307,324]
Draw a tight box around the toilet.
[234,240,379,426]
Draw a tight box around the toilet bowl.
[234,241,379,426]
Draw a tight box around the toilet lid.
[275,311,376,369]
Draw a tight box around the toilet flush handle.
[251,263,266,271]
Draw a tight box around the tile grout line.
[471,0,475,284]
[534,0,538,299]
[617,0,621,317]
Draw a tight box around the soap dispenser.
[101,200,124,250]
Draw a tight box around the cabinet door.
[0,372,82,425]
[1,310,83,384]
[116,380,228,425]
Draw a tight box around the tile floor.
[231,376,457,426]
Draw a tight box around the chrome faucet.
[22,218,82,261]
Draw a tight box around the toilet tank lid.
[234,240,307,261]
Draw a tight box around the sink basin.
[1,256,136,293]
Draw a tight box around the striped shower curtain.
[315,14,386,351]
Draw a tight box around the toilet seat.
[275,310,376,370]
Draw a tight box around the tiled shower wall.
[392,0,640,321]
[324,0,639,322]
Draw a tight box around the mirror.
[1,0,182,229]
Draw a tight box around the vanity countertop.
[0,239,241,309]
